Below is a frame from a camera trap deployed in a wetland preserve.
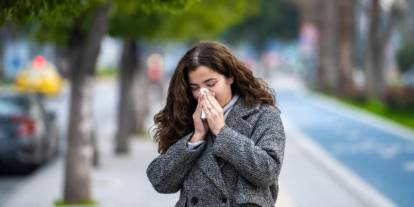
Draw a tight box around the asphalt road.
[277,89,414,207]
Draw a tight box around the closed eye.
[189,78,217,90]
[206,83,216,87]
[205,80,217,87]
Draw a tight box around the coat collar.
[225,97,260,137]
[196,98,260,195]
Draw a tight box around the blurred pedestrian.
[147,41,286,207]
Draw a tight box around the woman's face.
[188,65,234,107]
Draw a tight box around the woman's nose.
[196,88,207,98]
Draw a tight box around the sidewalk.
[2,136,178,207]
[1,135,295,207]
[92,138,297,207]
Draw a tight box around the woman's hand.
[202,91,225,136]
[191,95,209,143]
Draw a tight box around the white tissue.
[200,88,208,119]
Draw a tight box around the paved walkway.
[2,135,295,207]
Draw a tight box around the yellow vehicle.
[15,56,63,96]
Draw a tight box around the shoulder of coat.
[259,103,282,114]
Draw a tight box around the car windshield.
[0,96,30,116]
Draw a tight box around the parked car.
[0,91,59,171]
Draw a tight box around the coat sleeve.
[212,106,286,188]
[146,133,206,193]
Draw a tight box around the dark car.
[0,92,59,171]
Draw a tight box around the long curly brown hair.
[152,41,275,154]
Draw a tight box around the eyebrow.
[189,78,217,86]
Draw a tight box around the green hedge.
[397,42,414,73]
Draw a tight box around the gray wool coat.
[146,98,286,207]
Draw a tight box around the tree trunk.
[316,0,338,93]
[55,47,71,78]
[129,63,149,136]
[0,41,4,80]
[400,1,414,45]
[0,26,11,79]
[365,0,383,98]
[115,40,150,154]
[295,0,320,87]
[337,0,355,95]
[365,0,399,98]
[115,40,138,154]
[64,3,110,202]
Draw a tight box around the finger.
[211,94,222,109]
[198,95,204,107]
[195,102,201,115]
[203,95,214,112]
[205,93,221,111]
[202,101,212,119]
[194,99,203,118]
[201,99,209,112]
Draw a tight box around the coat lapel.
[197,133,228,195]
[196,98,260,195]
[225,98,259,137]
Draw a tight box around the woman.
[146,41,286,207]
